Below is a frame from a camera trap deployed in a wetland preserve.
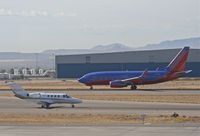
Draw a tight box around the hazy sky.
[0,0,199,52]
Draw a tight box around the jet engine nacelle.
[29,93,41,98]
[110,80,127,88]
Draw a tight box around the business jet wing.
[36,100,54,105]
[36,100,54,108]
[122,69,148,83]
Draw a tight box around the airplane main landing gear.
[41,103,50,109]
[130,85,137,90]
[71,104,75,108]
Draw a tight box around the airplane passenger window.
[63,95,66,98]
[51,95,53,97]
[58,95,60,97]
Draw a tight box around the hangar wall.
[56,48,200,78]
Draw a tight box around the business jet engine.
[109,80,128,88]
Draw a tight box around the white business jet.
[7,82,82,109]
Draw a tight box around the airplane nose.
[78,77,84,83]
[75,98,82,103]
[78,99,82,103]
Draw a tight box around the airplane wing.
[38,101,50,105]
[36,100,54,109]
[122,69,148,83]
[110,69,148,88]
[29,99,54,105]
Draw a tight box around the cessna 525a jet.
[78,47,192,90]
[7,82,82,109]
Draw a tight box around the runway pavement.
[0,97,200,116]
[1,124,200,136]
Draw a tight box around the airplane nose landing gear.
[90,86,93,90]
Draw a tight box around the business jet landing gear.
[41,103,50,109]
[71,104,75,108]
[130,85,137,90]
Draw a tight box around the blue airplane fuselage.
[78,70,174,86]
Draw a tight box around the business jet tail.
[6,81,28,98]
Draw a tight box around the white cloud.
[25,10,48,17]
[0,9,76,17]
[53,11,77,17]
[66,13,77,17]
[54,11,65,17]
[0,9,14,16]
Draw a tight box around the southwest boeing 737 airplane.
[7,82,82,109]
[78,47,192,90]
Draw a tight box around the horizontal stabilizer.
[175,70,192,74]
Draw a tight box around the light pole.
[52,53,55,70]
[35,53,38,72]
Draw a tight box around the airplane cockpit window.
[66,95,71,98]
[82,75,88,79]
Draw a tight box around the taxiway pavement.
[1,124,200,136]
[0,97,200,116]
[1,89,200,95]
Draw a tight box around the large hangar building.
[56,48,200,78]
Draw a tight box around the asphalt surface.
[65,89,200,96]
[0,97,200,116]
[1,89,200,135]
[1,89,200,95]
[1,124,200,136]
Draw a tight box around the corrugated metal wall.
[56,49,200,78]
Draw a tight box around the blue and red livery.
[78,47,192,89]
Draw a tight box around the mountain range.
[0,37,199,69]
[138,37,200,50]
[43,37,200,55]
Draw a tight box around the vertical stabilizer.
[6,82,28,98]
[167,46,190,72]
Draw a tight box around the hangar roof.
[56,48,200,64]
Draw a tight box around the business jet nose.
[75,98,82,104]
